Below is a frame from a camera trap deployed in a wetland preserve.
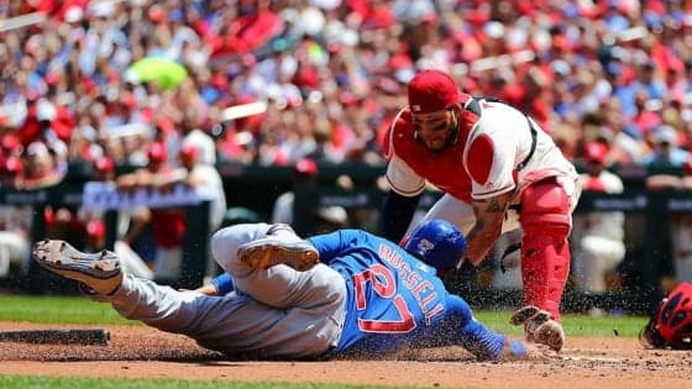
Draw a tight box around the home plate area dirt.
[0,322,689,389]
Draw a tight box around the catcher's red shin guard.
[520,179,571,321]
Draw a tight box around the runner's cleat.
[32,239,122,295]
[238,239,319,271]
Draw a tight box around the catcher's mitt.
[639,281,692,350]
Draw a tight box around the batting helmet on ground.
[403,219,466,273]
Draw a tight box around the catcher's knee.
[520,180,571,238]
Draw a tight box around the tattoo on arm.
[471,204,484,231]
[468,198,504,242]
[487,199,503,213]
[465,193,514,265]
[475,198,503,214]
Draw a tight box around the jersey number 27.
[353,264,416,333]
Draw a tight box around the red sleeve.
[466,134,494,186]
[376,119,391,156]
[382,113,408,161]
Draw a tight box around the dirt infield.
[0,321,689,389]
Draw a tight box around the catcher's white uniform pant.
[416,175,580,237]
[412,175,580,267]
[105,223,347,359]
[413,193,521,239]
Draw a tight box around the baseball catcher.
[380,69,581,351]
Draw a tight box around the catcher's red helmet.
[640,282,692,349]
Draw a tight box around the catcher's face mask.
[640,281,692,350]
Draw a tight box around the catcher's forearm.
[464,223,501,266]
[465,194,511,265]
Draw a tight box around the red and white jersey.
[385,98,578,204]
[385,106,473,203]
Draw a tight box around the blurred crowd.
[0,0,690,180]
[0,0,690,287]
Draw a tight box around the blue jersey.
[209,226,513,360]
[308,229,453,357]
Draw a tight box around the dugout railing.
[0,181,211,293]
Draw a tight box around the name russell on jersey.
[378,244,444,325]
